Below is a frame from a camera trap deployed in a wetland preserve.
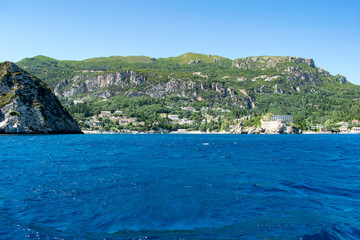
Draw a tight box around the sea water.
[0,134,360,240]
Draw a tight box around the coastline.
[82,130,360,135]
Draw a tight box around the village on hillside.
[78,108,360,134]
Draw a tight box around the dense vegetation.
[15,53,360,132]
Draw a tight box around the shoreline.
[82,130,360,135]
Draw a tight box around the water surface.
[0,134,359,239]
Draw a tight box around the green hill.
[165,52,231,64]
[15,53,360,132]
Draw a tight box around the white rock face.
[261,120,294,134]
[0,62,82,134]
[232,56,315,69]
[55,70,147,97]
[230,119,296,134]
[55,72,254,109]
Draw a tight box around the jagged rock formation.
[188,59,202,65]
[260,120,295,134]
[335,74,347,84]
[0,62,82,134]
[232,56,315,69]
[52,55,345,102]
[230,125,262,134]
[54,71,254,109]
[54,70,146,97]
[229,119,297,134]
[17,53,353,123]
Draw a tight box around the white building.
[311,125,323,131]
[337,122,349,126]
[181,107,195,111]
[118,118,136,125]
[179,119,194,125]
[339,126,349,133]
[350,127,360,133]
[99,111,111,118]
[270,115,293,124]
[168,115,179,121]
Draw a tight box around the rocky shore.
[0,62,82,134]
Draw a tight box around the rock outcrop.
[231,56,333,91]
[232,56,315,70]
[335,74,347,84]
[0,62,82,134]
[55,72,254,109]
[188,59,202,65]
[54,70,147,97]
[230,119,297,134]
[260,120,299,134]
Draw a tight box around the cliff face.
[232,56,315,69]
[54,71,254,109]
[54,70,146,97]
[24,53,350,115]
[230,56,346,95]
[0,62,82,134]
[52,55,348,110]
[229,119,298,134]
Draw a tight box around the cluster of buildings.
[160,113,194,125]
[82,106,235,133]
[336,121,360,133]
[309,120,360,133]
[82,109,360,134]
[84,111,145,130]
[261,115,360,134]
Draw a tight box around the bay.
[0,134,359,240]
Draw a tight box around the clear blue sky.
[1,0,359,83]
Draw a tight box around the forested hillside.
[16,53,360,132]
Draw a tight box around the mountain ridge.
[14,53,360,132]
[18,53,318,65]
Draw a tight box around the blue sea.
[0,134,360,240]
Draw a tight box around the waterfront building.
[339,126,349,133]
[311,125,323,131]
[351,127,360,133]
[269,115,293,124]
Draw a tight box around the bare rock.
[0,62,82,134]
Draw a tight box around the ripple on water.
[0,134,360,239]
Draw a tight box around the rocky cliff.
[52,55,346,102]
[17,53,354,121]
[229,119,298,134]
[0,62,82,134]
[54,71,254,109]
[232,56,315,69]
[54,70,147,98]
